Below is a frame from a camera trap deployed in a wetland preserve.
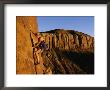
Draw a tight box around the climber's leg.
[37,49,41,54]
[37,55,40,64]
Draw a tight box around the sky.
[37,16,94,36]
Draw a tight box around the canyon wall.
[39,29,94,52]
[16,16,38,74]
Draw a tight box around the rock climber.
[33,47,41,64]
[33,36,48,65]
[38,37,48,52]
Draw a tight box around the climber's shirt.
[39,41,48,51]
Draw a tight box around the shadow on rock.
[54,48,94,74]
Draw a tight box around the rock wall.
[16,16,38,74]
[16,16,52,74]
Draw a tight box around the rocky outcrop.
[16,16,38,74]
[16,16,53,74]
[40,29,94,52]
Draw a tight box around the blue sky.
[37,16,94,36]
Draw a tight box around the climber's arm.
[34,42,40,48]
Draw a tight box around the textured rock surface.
[16,16,38,74]
[16,16,52,74]
[44,29,94,52]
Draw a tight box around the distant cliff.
[40,29,94,52]
[16,17,94,74]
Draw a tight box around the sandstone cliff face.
[40,29,94,52]
[16,17,94,74]
[16,16,52,74]
[16,16,38,74]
